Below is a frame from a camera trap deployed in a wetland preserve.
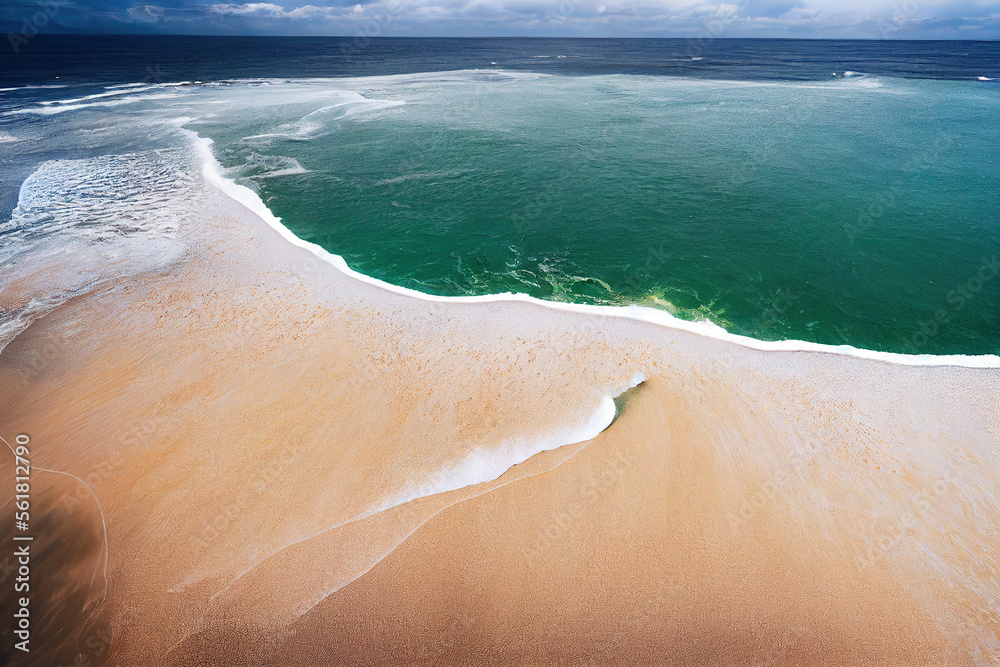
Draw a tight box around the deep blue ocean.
[2,35,998,84]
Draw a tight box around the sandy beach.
[1,145,998,665]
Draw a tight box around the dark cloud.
[2,0,999,37]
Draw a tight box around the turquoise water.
[197,73,999,355]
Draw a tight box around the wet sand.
[1,169,998,665]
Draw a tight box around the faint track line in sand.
[0,434,110,607]
[164,386,647,660]
[163,437,592,659]
[202,379,644,603]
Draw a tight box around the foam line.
[6,93,182,116]
[0,435,109,606]
[206,373,644,599]
[166,428,599,656]
[38,81,194,106]
[187,127,1000,369]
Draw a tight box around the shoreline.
[0,97,996,664]
[191,129,1000,369]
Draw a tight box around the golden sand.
[1,179,997,665]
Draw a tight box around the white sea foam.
[189,128,1000,369]
[834,72,884,89]
[0,150,195,350]
[5,92,184,116]
[5,72,997,370]
[38,85,164,105]
[4,82,194,116]
[38,81,194,106]
[0,84,69,91]
[206,367,649,601]
[240,93,405,142]
[382,371,647,511]
[185,128,670,526]
[105,82,154,90]
[255,163,310,178]
[373,171,462,186]
[221,154,310,181]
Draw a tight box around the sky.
[3,0,1000,38]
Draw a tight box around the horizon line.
[7,33,1000,41]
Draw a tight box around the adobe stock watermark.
[726,442,815,534]
[163,253,321,364]
[844,131,958,244]
[7,0,59,54]
[542,0,588,28]
[347,298,448,390]
[56,411,166,518]
[521,446,637,569]
[857,464,959,570]
[55,626,111,667]
[12,329,70,384]
[575,595,670,665]
[338,0,405,62]
[417,611,476,665]
[188,439,306,554]
[744,286,801,341]
[723,102,815,191]
[876,0,924,37]
[686,1,750,59]
[897,254,999,354]
[8,434,33,654]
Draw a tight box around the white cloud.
[134,0,1000,36]
[126,3,166,21]
[208,2,293,16]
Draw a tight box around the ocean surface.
[1,36,998,354]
